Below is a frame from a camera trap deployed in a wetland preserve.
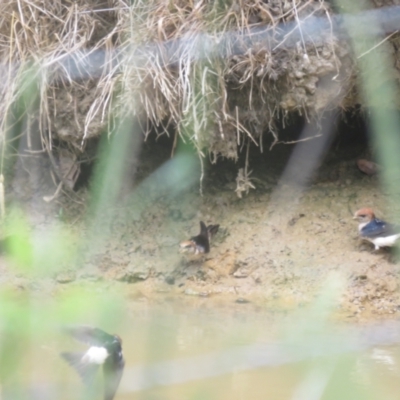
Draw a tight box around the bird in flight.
[61,326,125,400]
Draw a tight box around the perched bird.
[179,221,220,254]
[353,207,400,250]
[61,326,125,400]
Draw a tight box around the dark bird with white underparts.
[353,207,400,250]
[61,326,125,400]
[179,221,219,254]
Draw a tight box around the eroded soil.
[102,174,400,319]
[5,132,400,321]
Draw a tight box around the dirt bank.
[4,127,390,322]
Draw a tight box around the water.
[3,297,400,400]
[97,300,400,400]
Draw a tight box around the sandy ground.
[71,136,400,320]
[4,131,400,321]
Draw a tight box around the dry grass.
[121,0,348,160]
[0,0,353,166]
[0,0,123,153]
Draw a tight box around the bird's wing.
[189,221,210,253]
[63,326,113,347]
[361,219,400,238]
[103,358,125,400]
[61,351,100,386]
[207,224,220,240]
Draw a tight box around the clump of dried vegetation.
[0,0,359,180]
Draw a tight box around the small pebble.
[56,272,76,284]
[184,288,199,296]
[235,297,250,304]
[165,276,175,285]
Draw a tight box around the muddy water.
[45,299,400,400]
[115,307,400,400]
[4,293,400,400]
[117,309,400,400]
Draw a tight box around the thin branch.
[357,31,398,59]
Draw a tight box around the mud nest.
[1,0,398,163]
